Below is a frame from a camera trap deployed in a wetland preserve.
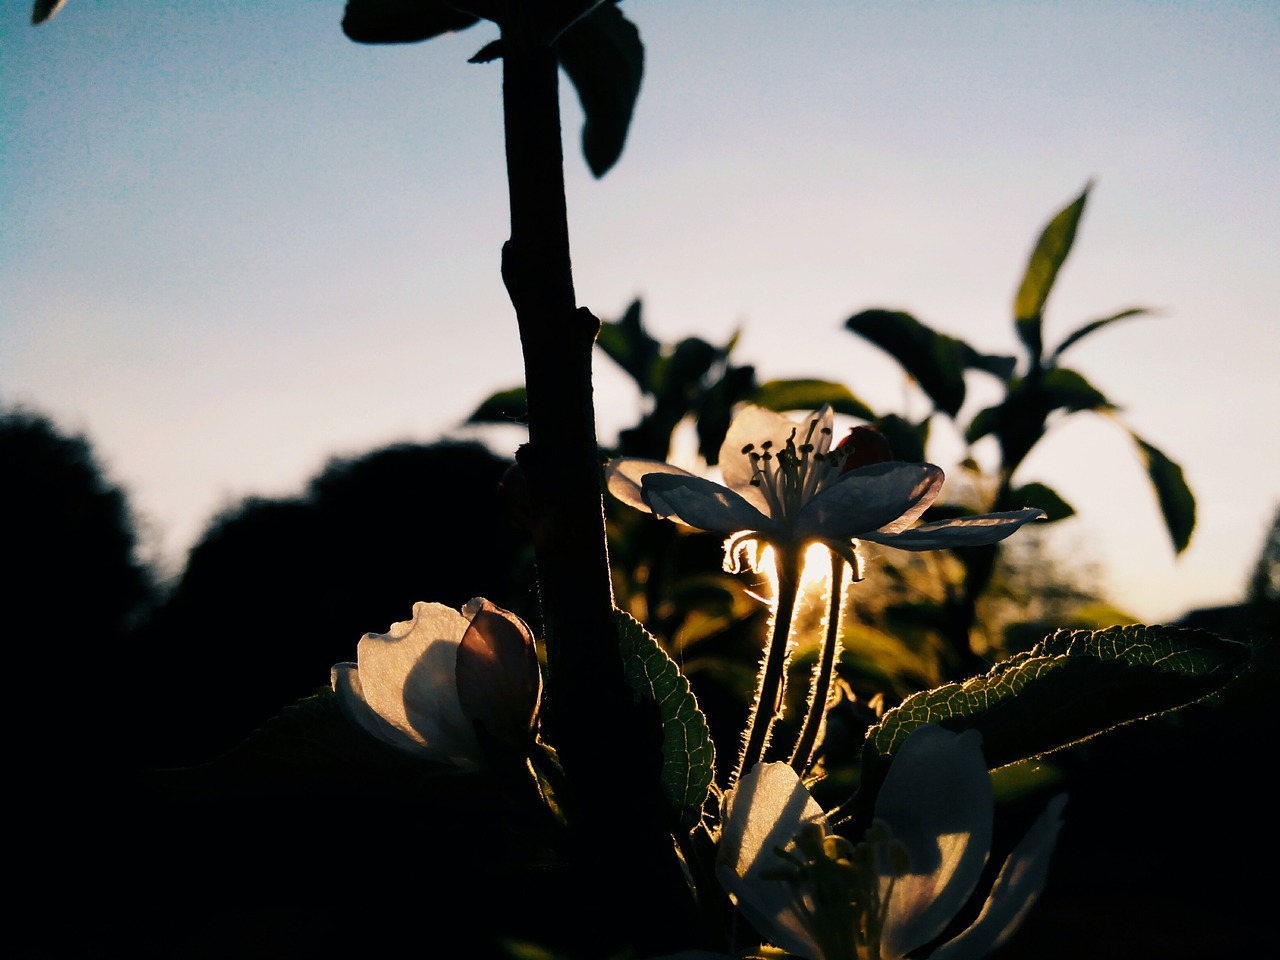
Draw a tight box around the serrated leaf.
[752,379,876,421]
[1050,307,1151,364]
[466,386,528,425]
[556,2,643,177]
[844,310,978,417]
[1008,481,1075,522]
[342,0,480,44]
[1129,431,1196,554]
[615,610,714,833]
[857,624,1248,800]
[1014,182,1093,360]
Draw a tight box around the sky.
[2,1,1277,623]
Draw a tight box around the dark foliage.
[1,407,156,778]
[129,440,532,769]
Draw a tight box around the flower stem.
[733,542,805,787]
[499,13,697,950]
[789,550,848,775]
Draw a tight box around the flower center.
[740,416,845,522]
[763,819,910,960]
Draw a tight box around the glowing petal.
[863,509,1046,550]
[796,461,942,539]
[643,472,774,533]
[929,794,1068,960]
[876,727,994,959]
[604,457,698,514]
[716,762,826,960]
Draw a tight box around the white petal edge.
[928,793,1068,960]
[861,509,1046,550]
[356,602,479,765]
[876,726,994,960]
[715,762,826,960]
[331,661,430,758]
[605,458,698,514]
[643,472,774,533]
[797,461,942,540]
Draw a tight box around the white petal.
[928,794,1068,960]
[642,472,773,534]
[720,405,833,511]
[796,462,941,540]
[355,602,480,765]
[861,509,1046,550]
[331,661,428,756]
[716,762,826,960]
[877,726,994,960]
[605,458,697,514]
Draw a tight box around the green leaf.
[32,0,68,24]
[1050,307,1151,364]
[596,299,661,387]
[858,624,1248,796]
[342,0,480,44]
[844,310,1008,417]
[752,379,876,421]
[656,337,718,396]
[1041,366,1114,412]
[1008,481,1076,522]
[556,2,644,178]
[159,689,450,794]
[1014,182,1093,364]
[466,386,528,425]
[695,362,757,464]
[615,610,715,833]
[873,413,929,465]
[1129,431,1196,554]
[964,403,1002,445]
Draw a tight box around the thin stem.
[789,550,848,775]
[733,542,805,787]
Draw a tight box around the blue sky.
[3,1,1277,621]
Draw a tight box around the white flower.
[331,598,541,769]
[716,724,1066,960]
[606,405,1044,574]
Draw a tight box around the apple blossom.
[715,724,1066,960]
[331,598,541,769]
[606,404,1045,575]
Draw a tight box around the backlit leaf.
[1130,430,1196,554]
[853,624,1248,810]
[616,610,715,833]
[466,386,528,425]
[753,379,876,421]
[1014,182,1092,362]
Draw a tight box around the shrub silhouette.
[1,406,156,785]
[131,439,530,768]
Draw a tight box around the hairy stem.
[734,542,805,787]
[789,550,848,775]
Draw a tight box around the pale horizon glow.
[2,2,1277,622]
